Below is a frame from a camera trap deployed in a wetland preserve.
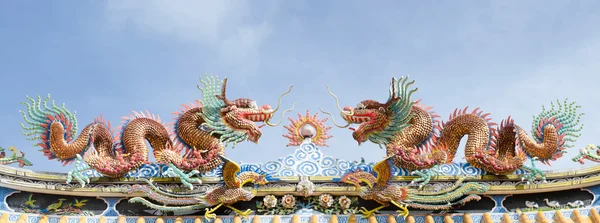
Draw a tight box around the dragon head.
[321,77,418,146]
[339,173,362,190]
[219,98,276,143]
[339,170,373,192]
[572,144,600,164]
[198,75,295,145]
[342,100,394,144]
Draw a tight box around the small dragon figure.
[339,155,488,218]
[127,155,272,219]
[20,74,293,187]
[323,76,584,188]
[0,146,32,167]
[572,144,600,164]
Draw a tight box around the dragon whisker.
[264,85,294,115]
[265,102,296,127]
[325,85,354,116]
[320,108,351,128]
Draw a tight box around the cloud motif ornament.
[82,142,529,178]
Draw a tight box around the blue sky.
[0,1,599,173]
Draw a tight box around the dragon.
[339,155,488,218]
[572,144,600,164]
[0,146,32,167]
[20,75,293,187]
[126,155,273,219]
[323,76,584,188]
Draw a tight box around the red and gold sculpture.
[323,76,584,187]
[20,74,294,186]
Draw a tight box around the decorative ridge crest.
[283,110,333,147]
[80,142,529,178]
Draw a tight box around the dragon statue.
[572,144,600,164]
[126,155,273,219]
[0,146,32,167]
[339,155,488,218]
[323,76,584,188]
[19,75,293,187]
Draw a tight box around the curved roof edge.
[1,161,599,197]
[0,207,597,223]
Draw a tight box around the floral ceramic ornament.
[319,194,334,208]
[338,196,352,210]
[283,110,333,147]
[263,195,278,209]
[281,194,296,209]
[296,176,315,197]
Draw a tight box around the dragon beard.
[223,107,274,143]
[348,112,389,145]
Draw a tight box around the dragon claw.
[66,154,92,188]
[237,209,252,219]
[204,209,216,220]
[519,158,548,185]
[410,165,440,188]
[397,209,409,219]
[359,208,377,218]
[166,163,202,190]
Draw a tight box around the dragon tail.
[404,194,482,210]
[411,177,467,196]
[126,183,207,206]
[128,197,208,212]
[520,99,584,164]
[19,94,99,165]
[407,181,488,204]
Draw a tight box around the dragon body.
[324,77,584,187]
[20,75,293,186]
[127,155,272,219]
[0,146,32,167]
[339,155,488,218]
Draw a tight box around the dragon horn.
[319,85,352,128]
[265,85,295,127]
[389,77,397,99]
[215,77,231,105]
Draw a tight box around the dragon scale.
[20,75,293,179]
[324,76,584,185]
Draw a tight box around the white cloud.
[103,0,278,72]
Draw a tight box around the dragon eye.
[249,101,258,109]
[356,103,365,110]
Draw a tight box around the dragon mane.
[367,77,418,145]
[197,74,249,147]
